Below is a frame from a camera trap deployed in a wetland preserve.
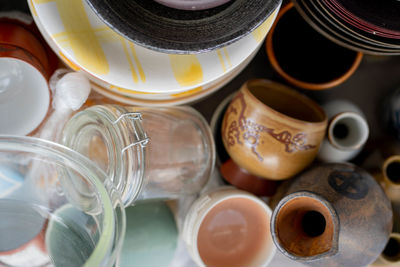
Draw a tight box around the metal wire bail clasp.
[112,112,149,154]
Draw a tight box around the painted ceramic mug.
[210,92,279,196]
[265,3,363,90]
[221,79,327,180]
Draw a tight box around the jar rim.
[62,105,147,207]
[0,135,125,266]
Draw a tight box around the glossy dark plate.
[312,0,400,49]
[293,0,400,55]
[320,0,400,39]
[327,0,400,36]
[86,0,281,54]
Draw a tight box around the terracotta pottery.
[0,11,58,76]
[220,159,279,196]
[265,3,363,90]
[371,233,400,266]
[0,23,51,136]
[270,163,393,267]
[317,99,369,162]
[210,92,279,196]
[0,23,49,77]
[221,79,327,180]
[362,140,400,205]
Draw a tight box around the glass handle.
[112,112,143,124]
[121,138,149,154]
[111,112,149,154]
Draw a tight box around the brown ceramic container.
[220,159,279,196]
[221,79,327,180]
[373,156,400,205]
[0,23,50,78]
[371,233,400,266]
[265,3,363,90]
[271,163,393,267]
[210,92,279,196]
[362,140,400,205]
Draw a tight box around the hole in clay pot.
[301,211,326,237]
[386,161,400,184]
[275,196,335,258]
[333,123,349,139]
[383,237,400,262]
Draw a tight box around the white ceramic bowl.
[28,0,280,95]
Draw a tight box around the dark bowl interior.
[272,7,358,84]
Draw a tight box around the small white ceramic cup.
[318,100,369,162]
[181,186,276,267]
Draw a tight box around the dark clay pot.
[270,163,393,267]
[383,86,400,141]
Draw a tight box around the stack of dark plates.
[293,0,400,55]
[86,0,281,54]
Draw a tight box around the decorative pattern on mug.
[222,92,316,161]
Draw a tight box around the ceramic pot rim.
[271,190,339,261]
[379,232,400,263]
[0,22,50,78]
[186,188,275,267]
[265,2,363,91]
[242,79,327,128]
[327,111,369,151]
[382,155,400,186]
[0,21,51,137]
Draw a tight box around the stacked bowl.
[292,0,400,55]
[28,0,282,106]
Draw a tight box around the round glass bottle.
[62,105,215,207]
